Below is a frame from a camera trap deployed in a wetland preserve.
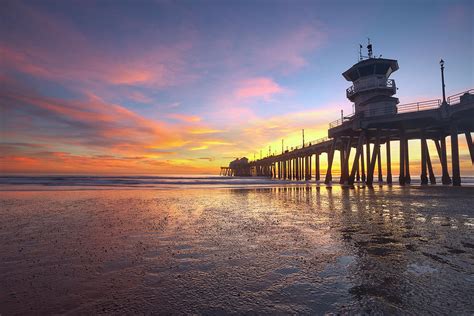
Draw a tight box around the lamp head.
[440,59,444,67]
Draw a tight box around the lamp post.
[302,129,305,148]
[440,59,446,104]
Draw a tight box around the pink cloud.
[257,25,326,71]
[0,3,196,89]
[167,113,202,123]
[235,77,284,100]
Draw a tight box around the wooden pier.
[220,167,233,176]
[246,89,473,186]
[222,49,473,186]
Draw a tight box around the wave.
[1,175,473,190]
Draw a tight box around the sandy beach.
[1,182,473,314]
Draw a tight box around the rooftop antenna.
[359,44,363,61]
[367,38,373,59]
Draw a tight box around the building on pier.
[220,157,250,176]
[222,44,474,186]
[343,56,399,117]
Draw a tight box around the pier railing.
[397,99,441,113]
[303,136,329,148]
[329,89,474,129]
[447,89,474,105]
[251,89,473,163]
[329,116,354,128]
[346,78,396,98]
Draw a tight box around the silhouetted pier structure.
[223,47,474,186]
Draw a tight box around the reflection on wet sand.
[1,185,473,314]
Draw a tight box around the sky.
[0,0,473,175]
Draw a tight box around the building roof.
[342,58,399,82]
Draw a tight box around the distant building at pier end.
[221,43,474,186]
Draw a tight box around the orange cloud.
[190,146,208,151]
[188,128,224,134]
[167,113,202,123]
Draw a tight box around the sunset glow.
[1,0,472,175]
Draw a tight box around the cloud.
[167,113,201,123]
[0,2,196,90]
[235,77,284,100]
[256,25,326,72]
[190,146,208,151]
[0,77,238,174]
[188,128,224,134]
[1,78,187,155]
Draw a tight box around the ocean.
[1,174,474,190]
[1,176,473,314]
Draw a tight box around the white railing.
[346,78,396,98]
[447,89,474,105]
[330,89,473,129]
[303,136,329,148]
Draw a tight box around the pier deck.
[241,89,474,186]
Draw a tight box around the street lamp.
[302,129,305,148]
[440,59,446,104]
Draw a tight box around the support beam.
[405,138,411,184]
[299,157,302,180]
[308,155,312,180]
[377,142,383,182]
[349,133,365,185]
[303,156,306,180]
[315,154,320,181]
[344,136,353,183]
[339,148,345,184]
[288,158,293,180]
[295,158,298,180]
[435,138,451,185]
[421,134,428,185]
[301,157,304,180]
[305,156,311,181]
[366,135,371,178]
[386,138,392,184]
[296,158,299,180]
[399,132,406,185]
[360,143,366,183]
[465,132,474,164]
[451,127,461,186]
[290,161,293,180]
[325,138,337,184]
[367,134,380,185]
[426,144,436,184]
[339,137,352,184]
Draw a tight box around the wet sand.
[1,185,474,314]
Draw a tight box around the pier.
[223,47,474,186]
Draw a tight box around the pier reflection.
[255,184,473,313]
